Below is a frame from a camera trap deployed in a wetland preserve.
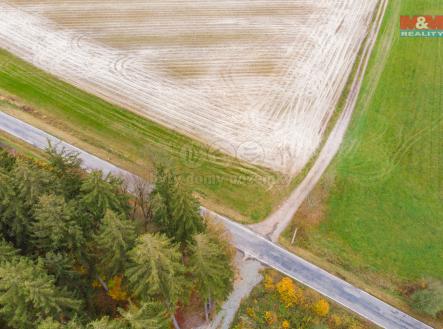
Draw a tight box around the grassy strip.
[282,0,442,326]
[0,49,296,223]
[0,130,46,161]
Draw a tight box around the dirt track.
[0,0,377,175]
[250,0,391,240]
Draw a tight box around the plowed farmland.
[0,0,377,175]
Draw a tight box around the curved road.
[0,112,432,329]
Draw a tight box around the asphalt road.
[0,112,432,329]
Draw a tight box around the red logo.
[400,16,443,30]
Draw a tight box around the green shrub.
[411,280,443,318]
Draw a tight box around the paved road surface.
[0,112,432,329]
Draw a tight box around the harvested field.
[0,0,377,175]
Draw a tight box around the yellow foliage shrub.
[91,279,101,289]
[107,275,129,301]
[276,277,303,308]
[312,299,330,317]
[264,311,277,325]
[328,314,343,328]
[246,307,256,319]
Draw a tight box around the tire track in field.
[0,0,378,175]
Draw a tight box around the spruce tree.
[119,301,169,329]
[45,145,83,200]
[87,317,122,329]
[41,252,81,290]
[37,317,85,329]
[12,161,52,208]
[80,171,127,220]
[126,233,185,327]
[37,317,63,329]
[189,233,234,321]
[31,194,84,254]
[151,167,205,246]
[0,169,28,247]
[0,239,19,264]
[0,149,16,172]
[170,180,205,246]
[93,210,136,278]
[0,257,81,329]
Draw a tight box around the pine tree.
[126,233,185,327]
[37,317,63,329]
[0,239,19,264]
[151,167,205,246]
[189,233,234,321]
[0,170,9,200]
[80,171,127,220]
[41,252,81,290]
[0,169,30,247]
[0,257,82,329]
[0,149,16,172]
[119,301,169,329]
[37,317,85,329]
[87,317,123,329]
[170,180,205,246]
[12,161,52,208]
[31,194,84,253]
[45,144,83,200]
[151,166,175,230]
[93,210,136,278]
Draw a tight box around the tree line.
[0,145,234,329]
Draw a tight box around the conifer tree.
[126,233,185,328]
[0,149,16,172]
[87,317,122,329]
[45,145,83,200]
[80,171,127,220]
[12,161,52,208]
[0,257,81,329]
[93,210,136,278]
[151,167,205,246]
[37,317,85,329]
[32,194,84,253]
[151,166,175,230]
[170,180,205,246]
[189,233,234,321]
[119,301,169,329]
[0,168,29,246]
[0,239,19,264]
[41,252,80,290]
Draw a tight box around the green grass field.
[0,49,289,223]
[284,0,442,286]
